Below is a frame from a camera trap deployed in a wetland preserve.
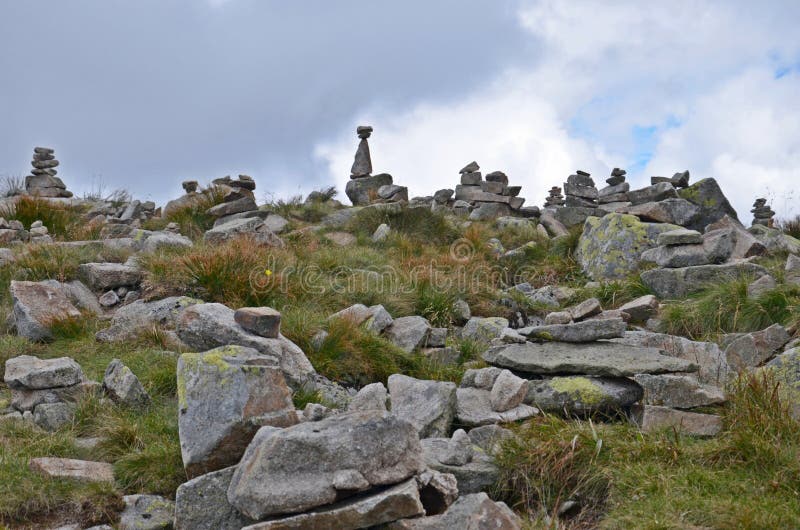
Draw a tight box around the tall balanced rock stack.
[452,161,526,220]
[598,168,630,204]
[24,147,73,198]
[345,126,405,206]
[564,170,598,209]
[751,198,775,227]
[544,186,565,208]
[206,175,258,221]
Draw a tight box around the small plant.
[162,185,227,239]
[0,195,91,240]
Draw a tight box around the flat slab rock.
[525,376,643,415]
[4,355,84,390]
[29,457,114,483]
[242,478,424,529]
[456,387,539,427]
[483,341,698,377]
[520,318,626,343]
[386,492,521,529]
[641,262,771,299]
[175,466,256,530]
[630,404,722,437]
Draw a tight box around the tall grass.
[778,214,800,240]
[0,195,96,240]
[161,185,227,239]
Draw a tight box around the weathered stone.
[787,254,800,286]
[420,437,498,494]
[366,304,394,333]
[204,217,284,247]
[483,341,697,376]
[459,161,480,174]
[467,424,515,455]
[553,206,601,228]
[539,211,569,237]
[426,327,447,348]
[455,387,538,427]
[119,494,175,530]
[33,402,74,431]
[10,383,85,412]
[545,311,573,325]
[9,281,82,341]
[627,182,678,206]
[385,316,432,352]
[234,307,281,338]
[749,225,800,254]
[98,290,119,307]
[242,478,424,530]
[723,324,790,370]
[469,202,512,220]
[762,347,800,418]
[4,355,83,390]
[176,303,315,386]
[630,404,721,437]
[520,318,626,343]
[95,296,202,343]
[599,182,630,198]
[388,374,456,438]
[372,222,391,242]
[227,411,425,520]
[567,298,602,321]
[526,376,642,415]
[461,317,508,343]
[350,138,373,177]
[348,382,389,412]
[175,466,256,530]
[633,374,725,409]
[346,173,393,205]
[706,215,766,258]
[612,331,731,386]
[641,262,771,299]
[489,370,528,412]
[29,457,114,483]
[207,196,257,219]
[103,359,150,408]
[641,228,733,268]
[576,213,681,281]
[178,345,298,478]
[386,493,521,530]
[747,275,778,298]
[329,303,371,325]
[677,178,739,230]
[142,231,193,253]
[618,295,659,323]
[657,228,703,246]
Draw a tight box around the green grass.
[494,372,800,529]
[0,195,96,241]
[153,185,227,240]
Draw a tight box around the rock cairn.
[345,126,407,206]
[544,186,565,208]
[651,170,690,188]
[0,218,51,245]
[449,161,529,220]
[564,170,598,209]
[751,198,775,227]
[205,175,258,220]
[24,147,73,198]
[598,168,630,204]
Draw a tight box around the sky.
[1,0,799,219]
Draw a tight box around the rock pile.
[0,218,52,245]
[598,168,630,204]
[549,170,603,228]
[345,126,408,206]
[206,175,259,221]
[751,198,775,227]
[24,147,73,198]
[544,186,565,207]
[651,170,690,188]
[449,161,528,220]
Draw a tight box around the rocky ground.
[1,155,800,529]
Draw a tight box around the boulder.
[641,262,771,299]
[483,341,698,377]
[539,211,569,237]
[33,402,75,431]
[240,478,424,530]
[227,411,425,520]
[77,263,142,291]
[141,231,193,253]
[747,275,778,298]
[175,466,257,530]
[96,296,202,343]
[627,182,679,205]
[749,225,800,254]
[618,295,659,323]
[388,374,456,438]
[29,457,114,483]
[706,215,766,258]
[384,316,431,352]
[4,355,83,390]
[365,304,394,334]
[657,228,703,246]
[723,324,790,370]
[461,317,509,343]
[386,493,521,530]
[630,404,722,437]
[204,217,285,247]
[576,213,681,281]
[178,345,298,478]
[762,347,800,418]
[787,254,800,286]
[420,435,498,495]
[207,197,257,218]
[348,382,389,412]
[234,307,281,338]
[9,281,82,341]
[520,318,626,343]
[119,495,175,530]
[526,376,643,415]
[489,370,528,412]
[103,359,150,408]
[345,173,394,206]
[467,425,515,455]
[553,206,602,228]
[677,178,738,230]
[633,374,725,409]
[624,198,701,227]
[10,383,85,412]
[566,297,602,321]
[640,228,733,268]
[176,303,315,386]
[455,387,539,427]
[415,469,459,515]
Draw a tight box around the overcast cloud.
[1,0,798,219]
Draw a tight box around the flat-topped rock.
[77,262,142,291]
[387,374,456,438]
[483,341,698,376]
[4,355,83,390]
[9,281,82,341]
[525,376,643,415]
[633,374,725,409]
[658,228,702,246]
[29,457,114,483]
[641,262,771,299]
[520,318,626,343]
[630,404,721,437]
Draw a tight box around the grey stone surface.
[630,404,722,437]
[641,228,734,268]
[385,316,432,352]
[178,345,298,478]
[489,370,528,412]
[9,281,82,341]
[706,215,766,258]
[677,178,739,230]
[9,383,85,412]
[366,304,394,334]
[641,262,771,299]
[4,355,83,390]
[388,374,456,438]
[461,317,509,343]
[525,376,643,415]
[204,216,285,246]
[386,492,521,530]
[234,307,281,338]
[95,296,202,343]
[520,318,626,343]
[749,225,800,254]
[420,437,499,495]
[29,457,114,483]
[103,359,150,408]
[657,228,703,246]
[723,324,790,370]
[119,494,175,530]
[623,198,702,227]
[175,466,256,530]
[348,382,389,412]
[747,275,778,298]
[33,402,74,431]
[346,173,394,205]
[455,387,539,427]
[468,424,515,455]
[633,374,725,409]
[627,182,678,205]
[618,295,659,323]
[484,341,698,376]
[567,297,602,321]
[142,231,193,253]
[372,222,391,242]
[77,262,142,291]
[787,254,800,286]
[227,411,425,520]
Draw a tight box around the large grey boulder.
[4,355,83,390]
[525,376,642,415]
[624,198,701,227]
[204,217,285,247]
[630,404,721,437]
[641,262,771,299]
[384,316,431,352]
[633,374,725,409]
[640,228,734,268]
[9,281,82,341]
[178,345,298,478]
[627,182,678,205]
[96,296,202,343]
[175,466,256,530]
[386,493,521,529]
[77,262,142,291]
[227,411,426,520]
[33,402,75,431]
[706,215,766,258]
[461,317,509,343]
[749,225,800,254]
[723,324,790,370]
[612,331,731,386]
[455,387,539,427]
[420,435,499,495]
[576,213,681,281]
[520,318,626,343]
[483,341,697,376]
[103,359,150,408]
[119,494,175,530]
[676,178,738,230]
[241,478,424,529]
[345,173,394,206]
[388,374,456,438]
[176,303,315,387]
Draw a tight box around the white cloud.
[315,0,800,221]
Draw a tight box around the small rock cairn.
[598,168,630,204]
[345,126,407,205]
[24,147,73,198]
[564,170,598,209]
[544,186,565,208]
[750,198,775,227]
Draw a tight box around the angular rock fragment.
[387,374,456,438]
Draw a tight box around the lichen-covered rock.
[520,318,626,343]
[177,345,298,478]
[525,376,643,415]
[4,355,84,390]
[677,178,738,231]
[96,296,202,343]
[633,374,725,409]
[227,411,425,520]
[103,359,150,408]
[388,374,456,438]
[461,317,509,343]
[9,281,82,341]
[386,492,521,529]
[77,262,142,291]
[749,224,800,254]
[119,494,175,530]
[641,262,771,299]
[175,466,256,530]
[576,213,681,280]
